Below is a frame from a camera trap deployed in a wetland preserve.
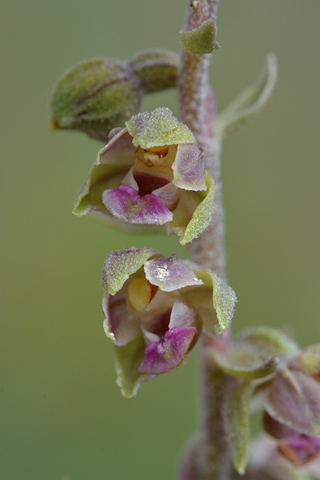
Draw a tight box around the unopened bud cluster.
[50,50,179,142]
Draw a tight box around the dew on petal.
[156,266,169,279]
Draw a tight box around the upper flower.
[101,247,237,397]
[73,107,214,245]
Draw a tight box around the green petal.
[73,162,128,216]
[168,172,214,245]
[114,332,150,398]
[126,107,195,149]
[215,53,278,138]
[196,269,237,336]
[73,159,166,234]
[182,268,237,337]
[101,248,158,295]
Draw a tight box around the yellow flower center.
[142,146,169,167]
[128,277,158,311]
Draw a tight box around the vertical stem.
[179,0,210,143]
[179,0,225,278]
[179,1,231,479]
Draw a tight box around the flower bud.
[263,361,320,438]
[50,58,142,142]
[128,49,179,93]
[261,344,320,468]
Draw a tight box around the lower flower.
[101,247,237,397]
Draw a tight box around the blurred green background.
[1,1,320,479]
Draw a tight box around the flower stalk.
[179,1,231,479]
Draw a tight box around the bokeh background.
[1,1,320,479]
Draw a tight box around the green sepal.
[50,58,142,142]
[73,162,128,217]
[128,49,179,93]
[196,269,237,336]
[126,107,195,149]
[101,248,157,295]
[206,270,237,335]
[168,172,214,245]
[179,19,220,56]
[72,131,166,235]
[215,53,278,138]
[114,332,150,398]
[213,327,298,380]
[182,266,237,337]
[225,381,253,475]
[214,349,278,380]
[234,326,299,361]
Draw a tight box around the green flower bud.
[50,58,142,142]
[128,49,179,93]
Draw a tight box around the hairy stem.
[179,1,231,479]
[179,0,210,144]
